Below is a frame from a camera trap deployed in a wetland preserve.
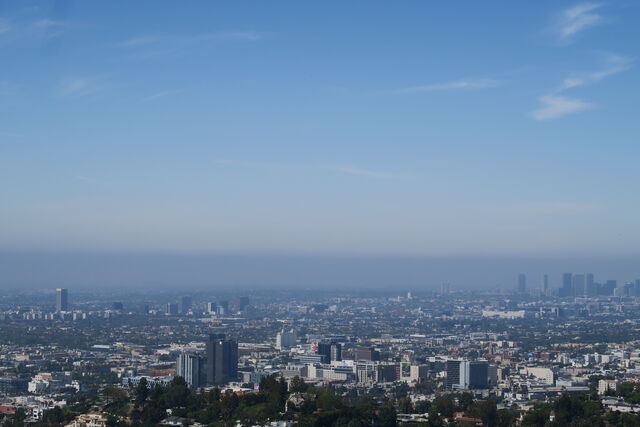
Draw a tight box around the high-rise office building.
[445,359,462,389]
[467,361,489,389]
[218,301,229,316]
[177,353,204,388]
[56,288,69,312]
[585,273,595,296]
[331,343,342,362]
[275,329,297,350]
[205,334,238,385]
[542,274,549,296]
[236,296,250,311]
[447,359,488,389]
[603,280,617,296]
[572,274,585,296]
[317,341,342,363]
[355,346,380,362]
[377,364,399,382]
[178,296,192,314]
[517,274,527,294]
[166,303,179,315]
[561,273,573,297]
[207,302,217,314]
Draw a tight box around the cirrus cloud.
[554,2,606,42]
[530,95,593,121]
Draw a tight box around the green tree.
[220,391,239,419]
[472,400,498,427]
[45,406,65,424]
[399,397,413,414]
[458,392,474,411]
[165,377,191,409]
[289,376,307,393]
[434,396,455,418]
[102,385,128,406]
[378,400,397,426]
[135,377,149,405]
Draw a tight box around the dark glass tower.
[205,334,238,385]
[56,288,69,312]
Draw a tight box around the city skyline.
[4,251,640,290]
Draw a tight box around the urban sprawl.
[3,273,640,426]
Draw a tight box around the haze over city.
[1,1,639,289]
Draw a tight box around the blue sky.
[1,1,639,258]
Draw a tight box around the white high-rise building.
[276,329,297,350]
[207,302,217,314]
[177,353,203,388]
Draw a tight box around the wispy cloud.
[390,79,499,94]
[202,31,262,42]
[336,166,393,179]
[553,2,606,42]
[530,95,593,121]
[114,31,262,59]
[531,53,631,120]
[116,35,163,48]
[561,54,632,89]
[32,18,66,40]
[116,31,262,48]
[0,15,67,40]
[32,18,65,29]
[55,76,106,98]
[145,89,184,101]
[31,18,67,38]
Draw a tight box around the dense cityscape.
[2,0,639,425]
[2,273,640,425]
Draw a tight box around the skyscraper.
[561,273,573,297]
[275,329,297,350]
[178,296,192,314]
[218,301,229,316]
[177,353,204,388]
[447,359,488,389]
[317,341,342,363]
[205,334,238,385]
[207,302,217,314]
[445,359,462,389]
[517,274,527,294]
[355,346,380,362]
[56,288,69,312]
[542,274,549,296]
[603,280,617,296]
[572,274,585,297]
[166,303,178,315]
[585,273,595,296]
[467,361,489,389]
